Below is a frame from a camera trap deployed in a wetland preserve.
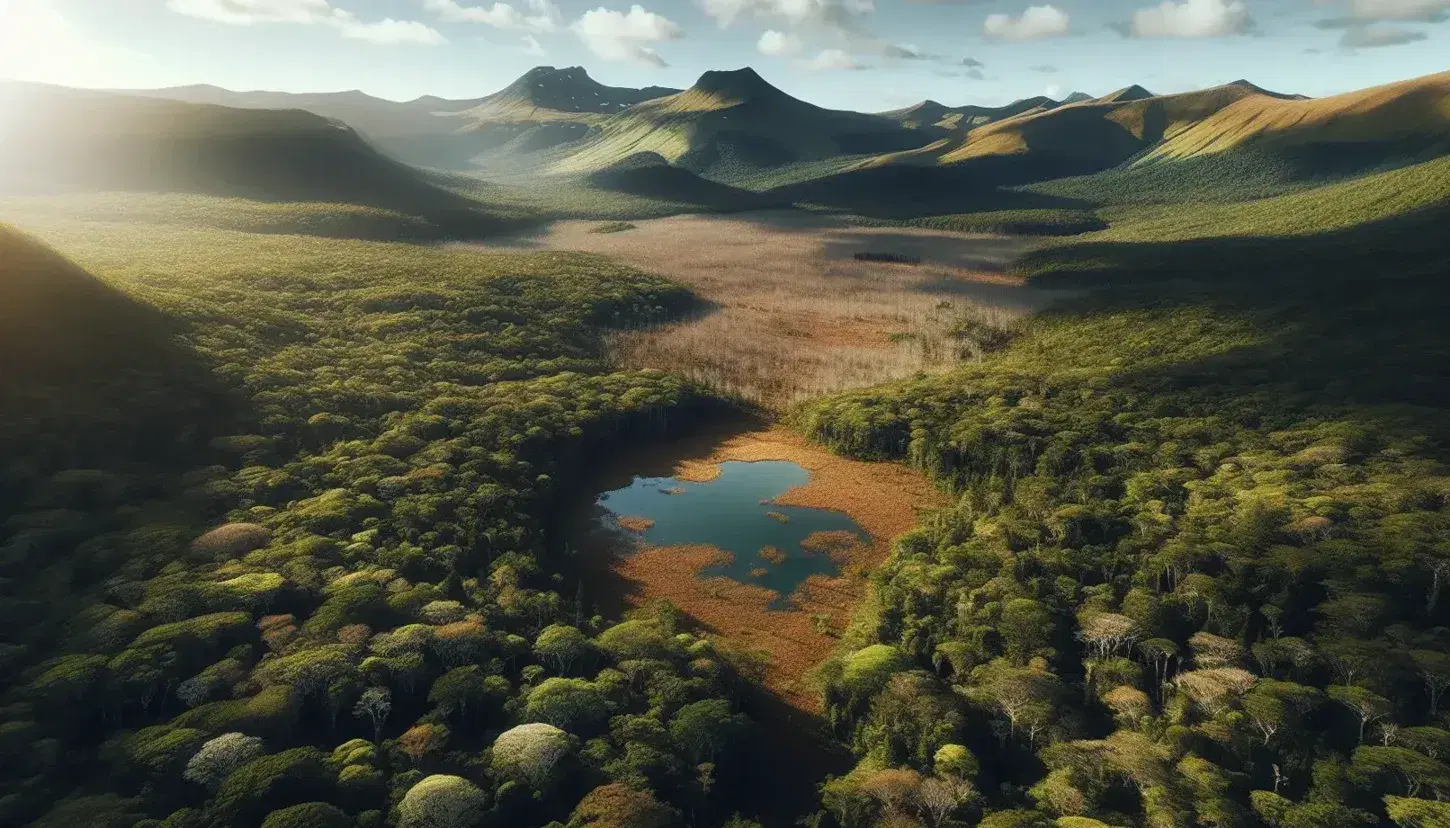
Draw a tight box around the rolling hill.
[544,67,932,180]
[0,81,490,217]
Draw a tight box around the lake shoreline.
[581,422,945,712]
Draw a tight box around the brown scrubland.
[459,210,1064,407]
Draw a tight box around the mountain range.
[3,64,1447,220]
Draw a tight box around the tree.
[260,802,350,828]
[492,722,573,789]
[669,699,751,765]
[963,659,1061,746]
[1188,632,1243,669]
[1174,668,1256,717]
[352,686,391,743]
[1350,746,1450,800]
[568,782,681,828]
[916,775,975,827]
[399,723,449,767]
[1384,795,1450,827]
[1077,614,1140,661]
[999,599,1054,665]
[535,624,596,675]
[398,775,487,828]
[428,666,504,719]
[182,732,263,790]
[933,744,979,781]
[862,671,964,766]
[1329,686,1394,744]
[525,677,612,732]
[1410,650,1450,718]
[1243,681,1322,745]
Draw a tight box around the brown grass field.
[455,209,1064,407]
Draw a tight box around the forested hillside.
[793,156,1450,827]
[0,220,760,828]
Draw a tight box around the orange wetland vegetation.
[588,423,945,713]
[459,209,1061,408]
[615,515,656,532]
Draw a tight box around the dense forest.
[0,221,762,828]
[795,197,1450,827]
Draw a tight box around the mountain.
[0,82,484,211]
[1097,84,1155,103]
[880,95,1066,131]
[439,66,681,164]
[455,65,680,120]
[546,67,931,179]
[1060,91,1095,105]
[121,83,486,135]
[120,68,680,170]
[849,80,1338,186]
[1139,70,1450,170]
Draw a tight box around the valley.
[1,52,1450,828]
[455,210,1057,406]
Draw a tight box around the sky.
[1,0,1447,111]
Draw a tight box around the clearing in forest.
[456,209,1069,408]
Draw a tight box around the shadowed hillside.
[585,151,781,211]
[0,82,529,236]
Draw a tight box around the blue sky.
[2,0,1447,110]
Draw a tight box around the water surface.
[598,460,870,608]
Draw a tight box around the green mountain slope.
[547,68,933,180]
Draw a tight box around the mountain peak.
[691,67,778,101]
[1099,84,1155,103]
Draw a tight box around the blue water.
[597,460,871,608]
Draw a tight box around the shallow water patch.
[598,459,870,607]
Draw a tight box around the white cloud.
[1339,21,1431,44]
[572,5,682,66]
[522,34,547,54]
[699,0,874,32]
[757,29,803,55]
[1129,0,1252,37]
[1045,84,1063,98]
[806,47,865,69]
[422,0,563,32]
[0,1,153,86]
[166,0,342,24]
[339,17,447,43]
[167,0,445,42]
[983,5,1070,40]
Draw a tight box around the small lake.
[597,460,871,608]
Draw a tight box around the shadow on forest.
[0,225,249,615]
[1022,200,1450,426]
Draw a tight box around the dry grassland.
[457,210,1064,408]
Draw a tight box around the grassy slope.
[547,71,927,177]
